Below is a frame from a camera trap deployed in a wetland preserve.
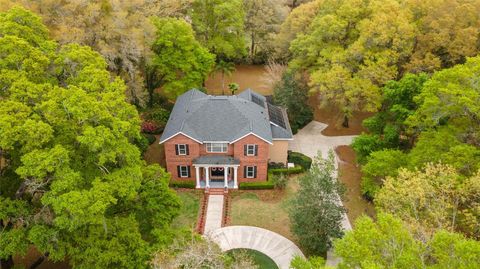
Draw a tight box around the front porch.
[193,156,240,189]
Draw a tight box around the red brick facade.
[164,133,269,182]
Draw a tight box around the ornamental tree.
[288,151,346,255]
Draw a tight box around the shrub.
[141,121,163,134]
[288,151,312,170]
[270,166,304,175]
[239,181,274,190]
[268,162,285,169]
[271,174,288,189]
[143,133,157,145]
[143,107,170,126]
[361,149,408,200]
[134,135,149,154]
[351,134,385,164]
[170,180,196,189]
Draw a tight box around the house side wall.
[269,140,289,165]
[164,134,200,180]
[233,134,269,182]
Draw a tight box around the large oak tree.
[0,7,180,269]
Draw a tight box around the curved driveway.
[208,226,304,269]
[289,121,355,266]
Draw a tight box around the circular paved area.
[208,226,304,269]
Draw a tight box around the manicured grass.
[171,190,202,230]
[227,249,278,269]
[230,175,300,242]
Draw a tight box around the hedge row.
[239,180,274,190]
[269,165,303,175]
[169,180,196,189]
[288,151,312,170]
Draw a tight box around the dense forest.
[1,0,479,268]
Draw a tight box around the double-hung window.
[245,144,257,156]
[176,144,188,155]
[178,165,190,178]
[245,166,256,178]
[206,143,228,153]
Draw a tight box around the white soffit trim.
[229,132,273,145]
[159,132,203,144]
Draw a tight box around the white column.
[205,166,210,188]
[195,166,200,188]
[233,166,238,189]
[224,166,228,188]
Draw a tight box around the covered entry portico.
[193,156,240,189]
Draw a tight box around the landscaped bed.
[227,249,278,269]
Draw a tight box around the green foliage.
[351,134,385,165]
[239,181,274,190]
[169,180,196,189]
[148,17,215,100]
[290,256,328,269]
[288,151,312,171]
[271,174,288,189]
[360,149,408,199]
[191,0,246,59]
[408,56,480,146]
[375,164,480,239]
[0,8,180,268]
[289,152,345,255]
[274,72,313,133]
[290,0,416,125]
[334,213,480,269]
[270,166,304,175]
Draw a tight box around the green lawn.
[227,249,278,269]
[230,176,300,242]
[171,190,202,230]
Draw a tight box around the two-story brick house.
[159,89,293,189]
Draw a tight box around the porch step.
[208,188,228,195]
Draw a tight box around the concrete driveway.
[208,226,304,269]
[289,121,356,160]
[289,121,356,266]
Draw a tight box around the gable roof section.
[160,89,293,144]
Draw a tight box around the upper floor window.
[176,144,189,155]
[244,144,257,156]
[206,143,228,153]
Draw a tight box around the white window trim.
[246,144,256,156]
[177,144,187,155]
[206,142,228,153]
[246,166,255,178]
[179,166,189,178]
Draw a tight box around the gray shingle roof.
[160,89,293,144]
[193,156,240,165]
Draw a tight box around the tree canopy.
[148,17,215,101]
[0,7,180,268]
[289,152,346,255]
[191,0,247,60]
